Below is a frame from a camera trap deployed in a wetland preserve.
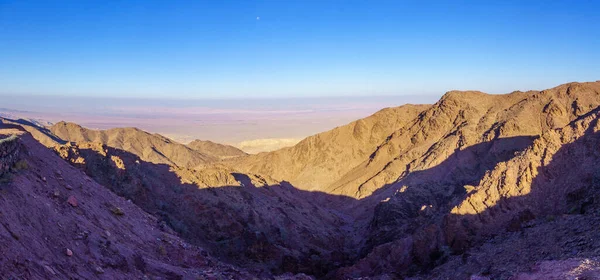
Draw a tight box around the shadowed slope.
[339,106,600,279]
[53,141,357,277]
[0,127,256,279]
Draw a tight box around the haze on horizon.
[1,0,598,151]
[0,94,439,153]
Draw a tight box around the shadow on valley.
[51,126,600,279]
[426,120,600,279]
[54,132,548,278]
[340,117,600,279]
[364,135,537,246]
[55,142,358,277]
[318,134,539,277]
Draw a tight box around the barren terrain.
[2,81,600,279]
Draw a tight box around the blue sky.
[0,0,599,99]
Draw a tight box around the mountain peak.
[187,139,247,159]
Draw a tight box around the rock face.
[0,134,20,176]
[4,81,600,279]
[230,81,600,278]
[447,111,600,247]
[187,139,247,159]
[337,82,600,278]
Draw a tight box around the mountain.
[3,118,355,277]
[4,81,600,279]
[232,82,600,199]
[339,103,600,278]
[429,108,600,279]
[0,124,256,279]
[228,81,600,278]
[230,104,430,193]
[187,139,247,159]
[49,121,217,168]
[52,140,354,276]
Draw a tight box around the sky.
[1,0,599,99]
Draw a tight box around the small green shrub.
[109,206,125,216]
[158,244,167,255]
[0,134,18,144]
[568,205,580,214]
[13,160,28,171]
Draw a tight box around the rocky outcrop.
[0,134,20,176]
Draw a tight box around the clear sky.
[0,0,599,98]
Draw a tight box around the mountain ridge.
[50,121,223,168]
[231,82,600,200]
[187,139,247,159]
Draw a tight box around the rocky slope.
[50,121,217,168]
[3,117,355,277]
[51,140,355,276]
[347,82,600,200]
[430,213,600,279]
[228,81,600,278]
[338,83,600,278]
[187,139,247,159]
[0,124,258,279]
